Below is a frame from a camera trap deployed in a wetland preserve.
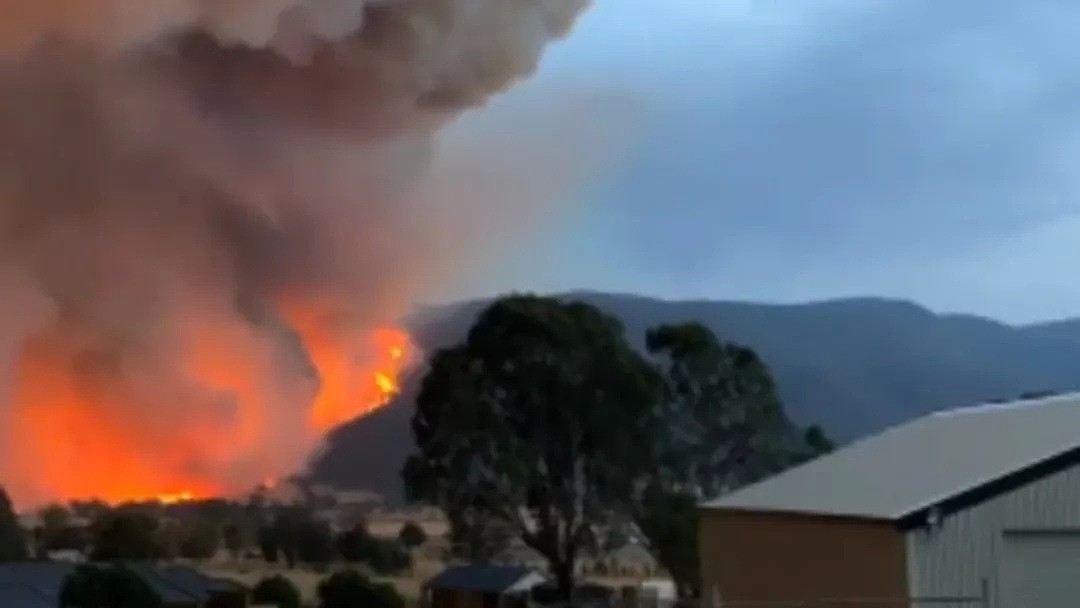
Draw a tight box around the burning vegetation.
[0,0,588,507]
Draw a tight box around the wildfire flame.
[1,321,413,507]
[0,0,581,512]
[157,491,195,505]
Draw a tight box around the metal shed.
[699,392,1080,608]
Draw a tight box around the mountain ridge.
[312,293,1080,500]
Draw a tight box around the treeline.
[0,489,424,577]
[60,564,403,608]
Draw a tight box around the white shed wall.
[907,463,1080,607]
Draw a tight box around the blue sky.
[440,0,1080,324]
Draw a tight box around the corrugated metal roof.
[0,564,74,608]
[704,392,1080,519]
[126,562,206,604]
[0,563,74,599]
[0,562,237,606]
[0,583,52,608]
[427,565,536,593]
[156,565,246,595]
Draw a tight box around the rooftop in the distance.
[0,562,245,608]
[704,392,1080,522]
[426,564,545,594]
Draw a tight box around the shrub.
[251,575,302,608]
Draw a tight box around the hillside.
[311,293,1080,500]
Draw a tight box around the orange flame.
[0,312,413,508]
[276,298,413,434]
[306,327,411,432]
[157,491,195,505]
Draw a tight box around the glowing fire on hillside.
[157,491,195,505]
[0,0,586,509]
[0,322,413,507]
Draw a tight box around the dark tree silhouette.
[317,570,403,608]
[397,522,427,549]
[637,322,834,596]
[90,512,165,561]
[405,295,662,597]
[251,575,302,608]
[257,525,279,564]
[0,487,27,562]
[223,522,244,561]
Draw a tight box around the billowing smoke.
[0,0,590,507]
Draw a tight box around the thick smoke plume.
[0,0,589,507]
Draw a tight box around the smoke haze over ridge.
[0,0,591,507]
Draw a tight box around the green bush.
[398,522,427,548]
[317,570,404,608]
[251,575,301,608]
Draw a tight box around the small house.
[425,564,546,608]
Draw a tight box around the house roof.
[0,584,53,608]
[0,563,74,601]
[495,539,546,566]
[427,565,541,593]
[0,562,241,607]
[0,564,74,608]
[155,565,247,596]
[608,542,657,566]
[704,392,1080,524]
[127,562,216,604]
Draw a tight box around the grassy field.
[200,556,645,607]
[200,556,446,606]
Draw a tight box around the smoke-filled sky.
[0,0,595,507]
[443,0,1080,324]
[2,0,1077,506]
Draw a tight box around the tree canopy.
[404,296,834,598]
[257,524,279,564]
[90,511,165,561]
[178,520,220,560]
[251,575,302,608]
[223,522,244,561]
[335,524,374,564]
[398,521,427,549]
[0,487,27,562]
[295,518,335,567]
[405,295,662,596]
[334,523,410,575]
[317,570,404,608]
[638,322,833,595]
[644,322,814,495]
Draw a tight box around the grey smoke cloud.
[0,0,590,506]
